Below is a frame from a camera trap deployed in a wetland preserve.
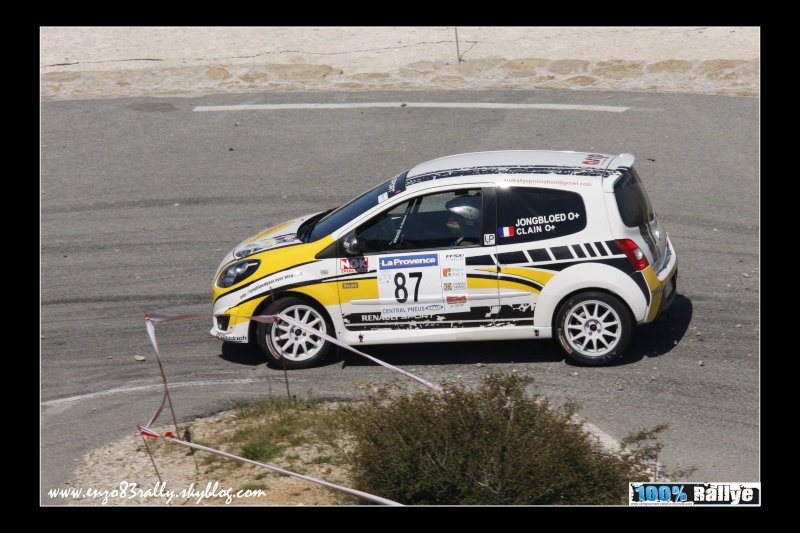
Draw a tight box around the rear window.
[496,187,587,244]
[614,167,655,227]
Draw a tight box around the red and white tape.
[136,422,402,506]
[139,310,448,506]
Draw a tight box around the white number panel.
[377,252,469,317]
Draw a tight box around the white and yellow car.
[210,150,677,369]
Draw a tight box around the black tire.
[256,297,334,370]
[554,291,632,365]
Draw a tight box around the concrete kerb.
[40,27,760,100]
[40,57,760,101]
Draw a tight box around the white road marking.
[41,378,293,407]
[193,103,629,112]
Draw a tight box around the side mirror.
[343,233,361,255]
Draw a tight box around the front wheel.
[256,297,334,369]
[554,292,632,365]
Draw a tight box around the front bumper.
[209,312,251,343]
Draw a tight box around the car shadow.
[323,338,568,369]
[607,293,693,366]
[219,293,693,370]
[219,341,269,366]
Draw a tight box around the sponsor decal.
[503,176,594,187]
[359,313,454,322]
[379,253,439,269]
[240,271,297,300]
[360,314,399,322]
[242,281,269,299]
[217,334,247,342]
[582,154,610,166]
[385,175,405,196]
[244,223,294,243]
[342,282,359,289]
[442,267,465,277]
[341,257,369,273]
[236,233,299,258]
[383,305,430,315]
[498,226,515,237]
[484,234,496,245]
[375,251,470,318]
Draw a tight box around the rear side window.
[614,167,655,227]
[496,187,587,244]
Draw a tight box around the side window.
[356,188,482,252]
[496,187,586,244]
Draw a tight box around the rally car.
[210,150,677,369]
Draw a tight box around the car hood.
[226,213,319,262]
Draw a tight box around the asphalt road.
[41,89,759,505]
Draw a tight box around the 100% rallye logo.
[631,484,690,504]
[629,483,760,506]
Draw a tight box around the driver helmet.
[445,195,481,232]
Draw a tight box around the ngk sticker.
[340,257,369,273]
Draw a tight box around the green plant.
[338,371,694,505]
[224,396,349,474]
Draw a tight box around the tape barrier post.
[136,424,403,506]
[249,314,444,395]
[143,314,180,436]
[146,311,444,395]
[139,310,447,506]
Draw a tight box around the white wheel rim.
[564,300,622,357]
[270,305,327,362]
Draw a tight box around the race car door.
[336,185,500,344]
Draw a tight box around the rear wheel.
[256,297,334,369]
[555,292,632,365]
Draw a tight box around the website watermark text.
[48,481,267,505]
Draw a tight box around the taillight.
[616,239,649,271]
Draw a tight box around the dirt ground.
[66,407,363,506]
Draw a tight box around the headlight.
[216,260,261,288]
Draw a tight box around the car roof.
[405,150,634,185]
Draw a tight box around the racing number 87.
[395,272,422,303]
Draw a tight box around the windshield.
[307,171,408,241]
[296,208,333,242]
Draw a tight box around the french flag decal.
[498,226,515,237]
